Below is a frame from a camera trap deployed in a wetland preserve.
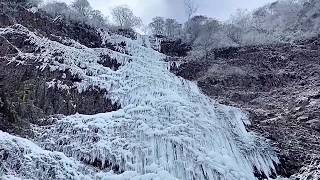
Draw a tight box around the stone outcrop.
[0,44,120,137]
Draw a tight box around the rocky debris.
[173,36,320,177]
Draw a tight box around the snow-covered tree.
[223,24,242,45]
[71,0,91,18]
[42,2,70,18]
[185,15,208,43]
[230,9,252,32]
[164,18,183,38]
[88,10,107,28]
[41,0,107,29]
[149,17,165,36]
[194,19,220,58]
[111,5,142,29]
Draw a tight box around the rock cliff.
[174,37,320,178]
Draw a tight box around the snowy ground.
[0,25,279,180]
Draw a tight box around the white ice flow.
[0,25,279,180]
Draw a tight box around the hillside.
[250,0,320,41]
[0,1,281,180]
[173,37,320,178]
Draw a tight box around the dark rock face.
[174,37,320,177]
[0,13,13,27]
[160,39,191,57]
[0,58,120,137]
[0,36,18,56]
[0,3,121,137]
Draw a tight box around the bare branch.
[184,0,198,20]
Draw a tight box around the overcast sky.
[46,0,276,23]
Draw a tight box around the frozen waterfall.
[0,25,278,180]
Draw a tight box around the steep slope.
[174,37,320,178]
[0,4,280,180]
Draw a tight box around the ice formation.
[0,24,279,180]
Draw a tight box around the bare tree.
[71,0,91,17]
[149,17,165,36]
[42,2,69,18]
[185,15,208,43]
[196,20,220,59]
[164,18,183,38]
[184,0,198,20]
[173,23,183,38]
[89,10,107,28]
[230,9,251,30]
[111,5,142,29]
[165,18,176,37]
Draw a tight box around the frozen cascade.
[0,24,278,180]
